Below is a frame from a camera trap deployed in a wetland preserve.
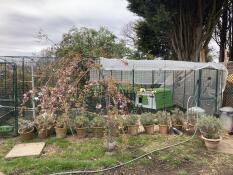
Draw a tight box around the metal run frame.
[95,67,224,114]
[0,60,18,136]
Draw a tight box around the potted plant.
[91,115,105,138]
[196,115,222,150]
[185,112,197,135]
[18,118,34,141]
[171,108,184,131]
[74,115,89,138]
[125,115,139,136]
[141,113,157,134]
[107,115,124,137]
[34,113,54,139]
[55,114,67,139]
[157,111,170,135]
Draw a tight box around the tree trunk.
[230,0,233,61]
[219,4,228,62]
[171,0,224,62]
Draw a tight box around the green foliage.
[171,108,185,125]
[18,118,34,133]
[55,114,67,128]
[157,111,171,125]
[187,112,197,126]
[135,15,174,58]
[125,115,138,125]
[1,134,232,174]
[140,113,158,125]
[196,115,222,139]
[90,116,106,127]
[56,27,132,58]
[74,115,90,128]
[127,1,175,58]
[127,0,226,61]
[34,113,54,130]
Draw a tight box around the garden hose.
[49,128,198,175]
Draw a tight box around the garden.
[0,53,233,175]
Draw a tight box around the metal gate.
[198,68,223,114]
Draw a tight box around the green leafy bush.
[171,108,185,125]
[55,114,67,128]
[141,113,157,125]
[34,113,54,130]
[196,115,221,139]
[19,118,34,133]
[125,115,139,125]
[91,116,106,127]
[157,111,171,125]
[74,115,90,128]
[187,112,197,125]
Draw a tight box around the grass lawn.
[1,134,233,175]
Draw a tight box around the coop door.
[198,69,220,114]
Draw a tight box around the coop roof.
[98,57,227,71]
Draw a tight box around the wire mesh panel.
[223,73,233,107]
[0,62,18,136]
[90,60,226,114]
[134,70,153,85]
[172,70,186,108]
[198,68,223,114]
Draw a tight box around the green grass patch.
[0,134,210,174]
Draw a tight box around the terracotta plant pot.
[18,128,34,141]
[159,125,168,135]
[201,135,222,150]
[144,125,154,134]
[38,129,48,139]
[111,127,119,137]
[93,127,105,138]
[174,124,183,131]
[127,125,139,136]
[76,128,87,139]
[55,127,67,139]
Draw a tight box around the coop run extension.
[0,59,18,136]
[90,58,228,114]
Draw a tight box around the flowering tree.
[20,53,97,117]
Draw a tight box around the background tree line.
[42,0,233,63]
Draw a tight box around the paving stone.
[215,138,233,154]
[5,142,45,159]
[0,172,5,175]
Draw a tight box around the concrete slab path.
[5,142,45,159]
[215,136,233,154]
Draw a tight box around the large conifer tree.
[128,0,226,61]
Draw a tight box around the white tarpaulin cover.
[97,57,227,71]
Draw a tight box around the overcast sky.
[0,0,138,56]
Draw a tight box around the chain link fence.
[223,62,233,107]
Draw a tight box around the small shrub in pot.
[55,114,67,139]
[107,116,123,137]
[74,115,89,138]
[18,118,34,141]
[34,113,54,139]
[196,115,222,150]
[125,115,139,136]
[157,111,170,135]
[171,108,185,131]
[141,113,157,134]
[91,115,105,138]
[185,112,197,135]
